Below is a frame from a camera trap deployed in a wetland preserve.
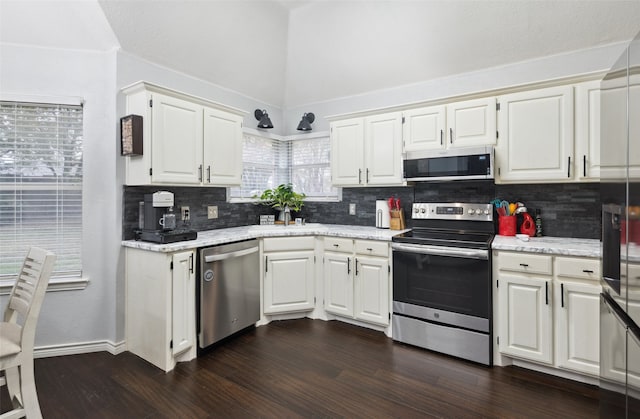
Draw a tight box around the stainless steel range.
[391,202,494,365]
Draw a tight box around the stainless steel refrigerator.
[599,30,640,418]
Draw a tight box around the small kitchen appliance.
[391,202,494,365]
[375,200,390,228]
[136,191,197,244]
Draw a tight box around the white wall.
[0,43,120,349]
[283,41,629,134]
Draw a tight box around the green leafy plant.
[254,183,306,212]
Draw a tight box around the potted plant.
[254,183,305,222]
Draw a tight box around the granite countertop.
[122,223,410,252]
[492,235,601,258]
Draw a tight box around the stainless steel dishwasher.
[198,239,260,349]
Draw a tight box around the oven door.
[392,243,491,330]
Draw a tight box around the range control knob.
[483,209,490,215]
[414,207,420,213]
[421,208,427,213]
[468,208,476,215]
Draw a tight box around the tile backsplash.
[123,181,601,240]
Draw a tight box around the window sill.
[0,276,90,296]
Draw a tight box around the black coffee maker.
[136,191,197,244]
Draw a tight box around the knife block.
[389,209,405,230]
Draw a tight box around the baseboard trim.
[34,339,126,359]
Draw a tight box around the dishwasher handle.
[204,246,259,263]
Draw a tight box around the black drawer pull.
[561,283,564,308]
[519,263,529,267]
[366,248,373,251]
[545,282,549,305]
[333,244,339,247]
[582,269,594,273]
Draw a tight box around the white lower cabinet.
[323,238,390,327]
[498,273,553,364]
[263,237,316,314]
[125,248,196,372]
[495,251,601,377]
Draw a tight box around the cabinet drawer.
[263,236,315,252]
[497,252,552,275]
[555,256,601,281]
[625,263,640,287]
[354,240,388,257]
[324,237,354,253]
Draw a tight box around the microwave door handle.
[391,243,488,260]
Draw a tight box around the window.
[229,133,338,201]
[0,101,83,282]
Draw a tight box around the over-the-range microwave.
[403,145,494,182]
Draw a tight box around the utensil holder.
[498,215,517,236]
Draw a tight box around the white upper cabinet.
[151,93,203,184]
[203,107,243,185]
[330,112,403,186]
[446,97,497,148]
[402,105,446,151]
[402,98,496,152]
[330,118,365,186]
[123,81,245,186]
[496,86,574,182]
[575,81,601,180]
[600,74,640,180]
[365,112,403,185]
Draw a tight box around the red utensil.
[395,198,400,210]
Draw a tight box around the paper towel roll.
[375,200,390,228]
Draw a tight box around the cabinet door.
[264,251,315,314]
[203,107,243,186]
[364,112,403,185]
[354,256,389,326]
[554,281,600,376]
[151,93,203,184]
[323,253,353,318]
[498,274,553,364]
[172,250,195,356]
[575,81,601,180]
[330,118,365,186]
[402,106,446,151]
[446,97,497,148]
[496,86,574,182]
[600,79,640,180]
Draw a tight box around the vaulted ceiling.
[3,1,640,109]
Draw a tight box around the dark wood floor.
[2,319,599,418]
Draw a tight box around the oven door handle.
[391,243,488,260]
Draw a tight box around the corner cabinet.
[330,112,403,186]
[495,85,574,183]
[262,237,316,314]
[125,247,196,372]
[122,81,245,186]
[323,238,390,327]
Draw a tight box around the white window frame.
[0,96,89,294]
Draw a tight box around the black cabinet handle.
[347,258,351,274]
[545,282,549,305]
[567,156,571,178]
[366,168,370,183]
[583,155,586,177]
[358,169,362,184]
[207,165,211,183]
[583,269,594,273]
[198,164,203,182]
[333,243,339,247]
[265,256,268,273]
[440,129,443,145]
[519,263,529,267]
[450,128,453,144]
[355,258,359,276]
[561,283,564,308]
[189,254,194,274]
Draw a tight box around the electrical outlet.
[349,203,356,215]
[207,205,218,219]
[181,206,190,221]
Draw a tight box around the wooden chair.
[0,247,56,419]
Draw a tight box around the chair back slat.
[3,247,56,346]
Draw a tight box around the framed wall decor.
[120,114,143,156]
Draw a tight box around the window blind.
[229,133,338,201]
[0,101,83,281]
